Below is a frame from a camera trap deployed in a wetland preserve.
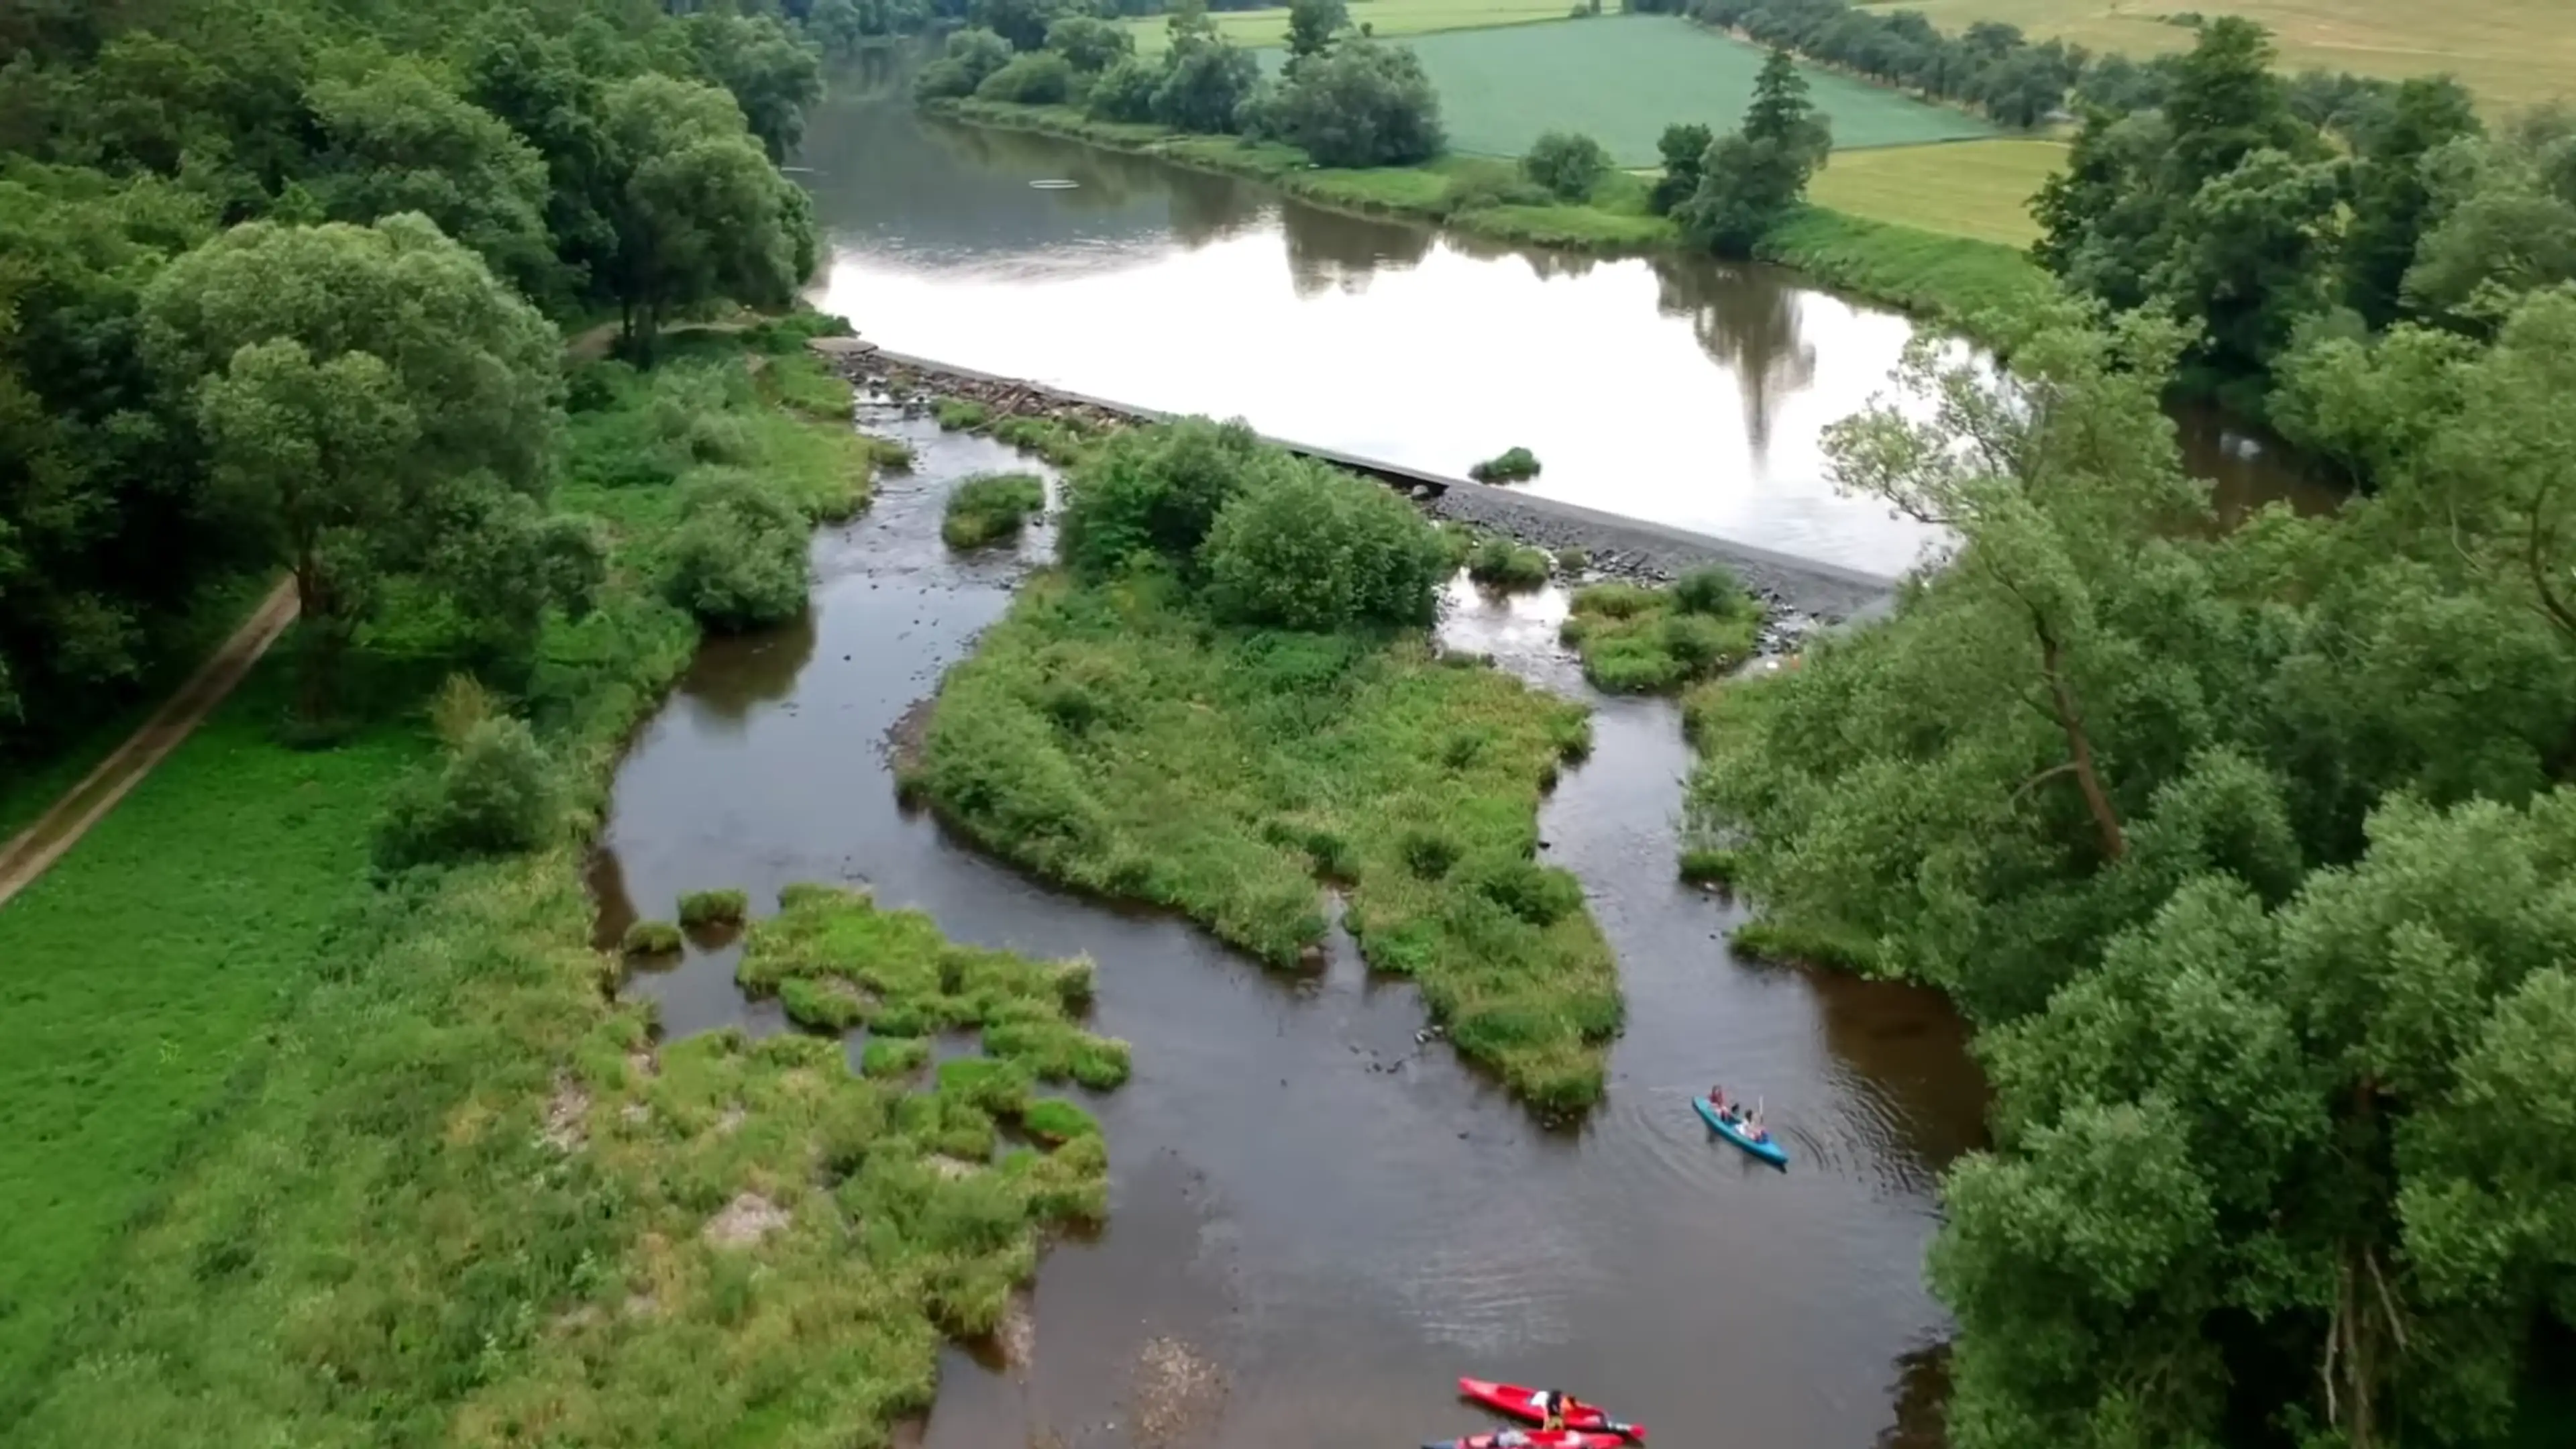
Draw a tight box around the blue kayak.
[1694,1095,1789,1168]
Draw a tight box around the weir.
[812,337,1904,617]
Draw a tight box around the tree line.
[922,0,1447,170]
[0,0,828,755]
[1690,24,2576,1449]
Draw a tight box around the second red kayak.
[1432,1423,1627,1433]
[1456,1379,1648,1442]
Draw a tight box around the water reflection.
[1653,255,1819,468]
[1282,197,1434,298]
[678,608,817,731]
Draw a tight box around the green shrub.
[1260,38,1444,168]
[862,435,915,471]
[975,52,1074,105]
[1472,857,1587,926]
[942,472,1048,549]
[861,1036,930,1077]
[374,716,564,869]
[665,470,811,631]
[1199,457,1447,631]
[916,27,1012,99]
[1672,564,1750,616]
[780,975,872,1030]
[1554,547,1591,574]
[1045,14,1133,71]
[938,1057,1034,1117]
[1058,417,1263,579]
[1522,132,1609,201]
[1022,1097,1100,1145]
[1469,445,1542,483]
[933,397,991,431]
[1678,847,1740,885]
[1466,537,1551,590]
[1570,580,1656,619]
[1085,56,1159,122]
[623,919,683,956]
[1401,829,1462,879]
[678,888,749,929]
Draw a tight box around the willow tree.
[144,214,586,714]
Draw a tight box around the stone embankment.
[811,337,1898,641]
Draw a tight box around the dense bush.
[1256,39,1445,168]
[678,888,750,928]
[1466,537,1552,590]
[622,919,684,955]
[942,472,1048,549]
[1470,445,1542,482]
[374,716,564,869]
[1058,417,1264,578]
[976,52,1075,105]
[1651,122,1715,214]
[1199,460,1448,631]
[1152,39,1261,133]
[1045,15,1134,72]
[1522,132,1610,201]
[1085,56,1162,122]
[915,28,1015,99]
[1560,572,1761,693]
[665,470,812,631]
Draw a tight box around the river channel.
[586,70,2312,1448]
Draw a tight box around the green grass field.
[1809,137,2065,248]
[1864,0,2575,114]
[1316,16,2000,163]
[1128,0,1575,54]
[0,327,914,1438]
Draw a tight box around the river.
[586,71,2308,1449]
[796,59,2330,580]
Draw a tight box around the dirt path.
[0,578,301,912]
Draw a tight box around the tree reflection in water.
[1652,254,1817,469]
[1279,197,1434,298]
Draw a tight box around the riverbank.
[826,343,1900,625]
[0,323,1116,1445]
[926,98,2049,340]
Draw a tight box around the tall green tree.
[307,62,558,304]
[1283,0,1348,61]
[596,73,816,362]
[2343,77,2483,330]
[1675,48,1831,256]
[142,214,576,714]
[679,11,824,163]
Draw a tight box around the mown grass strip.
[902,570,1619,1112]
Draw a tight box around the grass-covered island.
[900,418,1619,1112]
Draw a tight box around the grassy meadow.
[902,569,1621,1112]
[0,325,1096,1446]
[1861,0,2576,115]
[1808,138,2064,248]
[1559,571,1764,694]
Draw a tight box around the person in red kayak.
[1528,1389,1571,1432]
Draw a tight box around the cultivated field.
[1352,16,1996,162]
[1863,0,2576,114]
[1807,137,2066,247]
[1129,0,1574,54]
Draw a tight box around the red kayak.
[1421,1432,1631,1449]
[1456,1379,1647,1441]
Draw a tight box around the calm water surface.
[587,72,2320,1448]
[797,69,2330,579]
[594,400,1982,1449]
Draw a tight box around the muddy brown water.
[588,69,2322,1448]
[592,401,1985,1449]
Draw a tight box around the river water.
[586,72,2315,1448]
[796,62,2330,579]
